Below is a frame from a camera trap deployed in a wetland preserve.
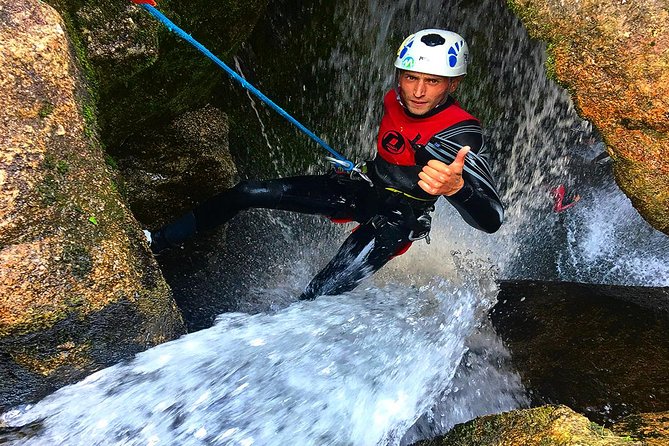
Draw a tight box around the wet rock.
[44,0,270,147]
[74,3,160,73]
[612,411,669,446]
[40,0,268,226]
[507,0,669,235]
[491,280,669,424]
[0,0,185,410]
[119,104,237,227]
[414,405,639,445]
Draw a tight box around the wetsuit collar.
[395,88,455,119]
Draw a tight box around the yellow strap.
[384,187,435,202]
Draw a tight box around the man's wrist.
[446,183,474,202]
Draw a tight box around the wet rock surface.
[491,280,669,424]
[119,104,238,228]
[612,411,669,446]
[414,405,640,446]
[0,0,184,410]
[41,0,267,226]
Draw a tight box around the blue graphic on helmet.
[448,40,464,67]
[399,39,414,59]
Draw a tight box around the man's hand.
[418,146,470,196]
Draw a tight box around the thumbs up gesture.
[418,146,469,196]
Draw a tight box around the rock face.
[491,281,669,424]
[0,0,185,409]
[45,0,270,146]
[414,405,639,446]
[118,104,238,228]
[42,0,265,224]
[612,411,669,446]
[507,0,669,235]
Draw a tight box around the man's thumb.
[453,146,470,165]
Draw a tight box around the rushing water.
[2,259,525,445]
[4,0,669,443]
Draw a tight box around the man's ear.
[448,75,465,92]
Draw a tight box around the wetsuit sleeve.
[420,119,504,233]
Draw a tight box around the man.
[147,29,504,300]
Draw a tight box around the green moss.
[104,154,118,170]
[82,103,98,139]
[39,155,73,205]
[506,0,553,39]
[39,101,55,118]
[545,42,557,81]
[65,294,85,309]
[82,103,95,126]
[589,421,608,436]
[45,1,99,100]
[37,173,63,205]
[56,160,70,175]
[1,314,57,338]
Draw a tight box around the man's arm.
[416,121,504,233]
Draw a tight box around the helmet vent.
[421,34,446,47]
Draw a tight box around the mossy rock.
[612,411,669,446]
[0,0,184,409]
[414,405,640,446]
[44,0,270,148]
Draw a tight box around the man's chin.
[408,107,428,116]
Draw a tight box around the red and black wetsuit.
[151,89,504,300]
[371,89,503,232]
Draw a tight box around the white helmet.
[394,29,469,77]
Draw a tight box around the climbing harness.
[326,157,373,185]
[129,0,369,182]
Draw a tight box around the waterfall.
[321,0,669,286]
[2,264,526,445]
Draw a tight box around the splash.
[557,181,669,286]
[2,268,511,445]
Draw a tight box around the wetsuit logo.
[382,130,405,154]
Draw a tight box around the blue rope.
[139,4,355,171]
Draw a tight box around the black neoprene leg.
[299,218,411,300]
[151,174,371,252]
[194,175,363,231]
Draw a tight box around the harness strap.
[383,187,436,202]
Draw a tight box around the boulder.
[0,0,184,410]
[414,405,639,446]
[118,104,238,228]
[507,0,669,235]
[40,0,266,223]
[44,0,270,147]
[491,280,669,424]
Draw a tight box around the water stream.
[3,0,669,444]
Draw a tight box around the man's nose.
[413,80,426,97]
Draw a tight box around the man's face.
[398,70,461,115]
